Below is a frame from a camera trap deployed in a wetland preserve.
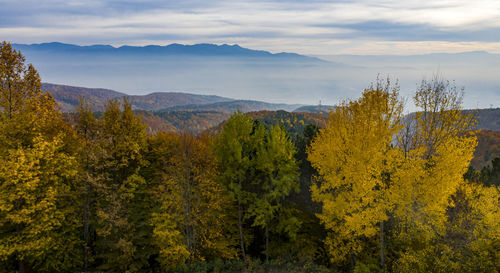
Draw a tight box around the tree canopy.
[0,42,498,273]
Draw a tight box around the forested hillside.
[293,105,335,114]
[42,83,125,112]
[143,110,230,134]
[1,42,499,273]
[469,108,500,131]
[129,93,233,112]
[42,83,234,112]
[158,100,300,113]
[471,130,500,169]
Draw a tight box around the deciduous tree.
[149,133,237,270]
[250,124,300,262]
[308,79,403,270]
[0,41,82,272]
[95,98,149,272]
[215,111,259,261]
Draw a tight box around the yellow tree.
[308,79,403,269]
[390,77,481,271]
[394,77,476,223]
[0,41,70,151]
[393,181,500,273]
[413,76,476,159]
[0,136,80,272]
[391,134,477,244]
[413,78,477,220]
[455,182,500,272]
[0,41,82,272]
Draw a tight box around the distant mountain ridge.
[43,83,303,113]
[13,42,325,62]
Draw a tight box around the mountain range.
[14,42,324,62]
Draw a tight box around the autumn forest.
[0,41,499,273]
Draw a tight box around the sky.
[2,0,500,55]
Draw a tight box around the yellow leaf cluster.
[309,84,403,263]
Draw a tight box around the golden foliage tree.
[390,77,491,272]
[391,77,477,232]
[308,79,403,269]
[0,136,81,272]
[393,181,500,273]
[0,41,82,272]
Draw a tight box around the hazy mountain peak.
[13,42,322,61]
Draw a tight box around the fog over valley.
[14,43,500,110]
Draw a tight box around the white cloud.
[1,0,500,54]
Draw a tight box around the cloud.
[1,0,500,54]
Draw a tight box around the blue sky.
[2,0,500,54]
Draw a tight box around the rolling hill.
[141,111,230,135]
[12,42,342,106]
[293,105,335,114]
[158,100,302,113]
[42,83,125,112]
[43,83,234,112]
[128,93,233,111]
[44,83,305,113]
[471,130,500,169]
[467,108,500,131]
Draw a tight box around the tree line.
[0,41,499,272]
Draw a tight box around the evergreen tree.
[480,157,500,186]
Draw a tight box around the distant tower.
[319,100,322,111]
